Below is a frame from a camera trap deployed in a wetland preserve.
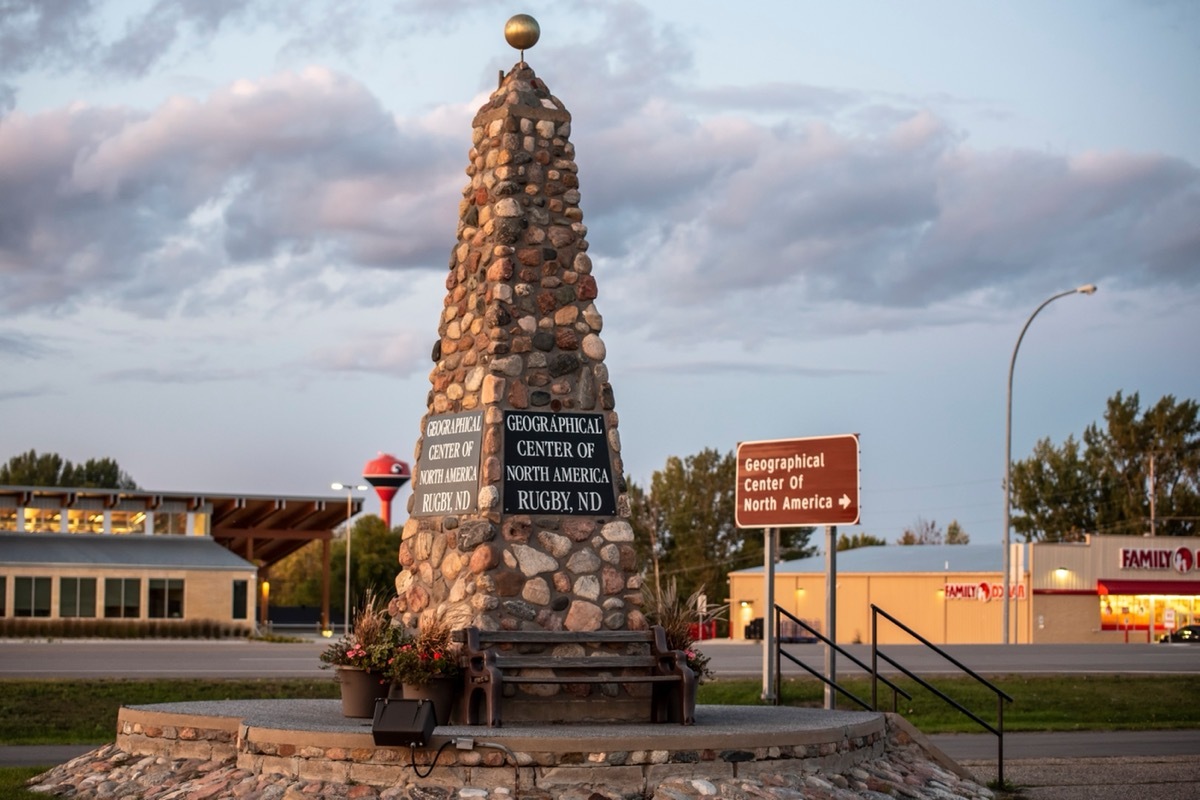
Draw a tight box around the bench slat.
[491,655,657,670]
[468,630,654,645]
[500,675,679,684]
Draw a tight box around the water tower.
[362,453,411,529]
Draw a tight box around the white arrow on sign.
[838,494,852,510]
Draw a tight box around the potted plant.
[648,578,710,686]
[320,590,409,717]
[384,613,463,725]
[645,579,717,684]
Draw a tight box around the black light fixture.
[371,698,437,747]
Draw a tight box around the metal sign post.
[824,525,837,710]
[736,434,860,708]
[762,526,776,702]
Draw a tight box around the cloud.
[96,365,252,384]
[0,0,100,74]
[0,329,50,359]
[571,101,1198,345]
[309,329,430,376]
[0,67,463,315]
[627,360,874,378]
[99,0,250,78]
[2,0,1197,356]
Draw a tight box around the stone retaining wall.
[37,707,995,799]
[116,705,889,793]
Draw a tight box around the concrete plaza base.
[28,700,994,799]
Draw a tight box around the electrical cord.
[410,740,454,778]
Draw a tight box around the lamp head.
[1077,284,1097,295]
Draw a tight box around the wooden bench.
[458,626,696,727]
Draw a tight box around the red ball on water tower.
[362,453,411,529]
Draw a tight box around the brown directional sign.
[735,434,860,528]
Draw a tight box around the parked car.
[1159,624,1200,643]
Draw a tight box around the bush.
[0,617,252,639]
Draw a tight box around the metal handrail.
[772,605,911,712]
[871,604,1014,786]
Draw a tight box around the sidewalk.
[0,744,93,768]
[925,730,1200,800]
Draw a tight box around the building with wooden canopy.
[0,485,357,633]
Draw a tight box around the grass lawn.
[701,673,1198,734]
[0,678,340,745]
[0,673,1196,746]
[0,767,44,800]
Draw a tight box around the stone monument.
[393,16,646,722]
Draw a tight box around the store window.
[154,513,188,535]
[60,577,97,618]
[191,512,210,536]
[110,510,147,535]
[148,578,184,619]
[22,508,62,533]
[14,576,51,617]
[104,578,141,618]
[0,508,17,532]
[232,580,249,620]
[65,510,105,534]
[0,576,6,615]
[1100,595,1197,631]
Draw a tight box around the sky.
[1,0,1198,549]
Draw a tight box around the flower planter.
[400,676,459,726]
[336,666,389,718]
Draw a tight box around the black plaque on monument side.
[503,410,617,516]
[411,410,483,517]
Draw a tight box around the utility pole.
[1148,453,1157,537]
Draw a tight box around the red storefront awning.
[1097,579,1200,596]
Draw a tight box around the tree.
[1009,436,1096,542]
[269,537,327,608]
[1086,392,1200,537]
[739,524,817,570]
[628,449,736,603]
[626,478,662,591]
[897,516,942,545]
[348,515,401,603]
[945,520,970,544]
[66,458,139,489]
[627,448,814,605]
[271,514,399,613]
[837,533,887,551]
[1,450,138,489]
[1010,392,1200,539]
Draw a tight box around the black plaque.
[411,410,483,517]
[503,411,616,515]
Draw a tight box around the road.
[706,640,1200,678]
[1,638,1198,679]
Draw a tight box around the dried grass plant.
[644,579,717,682]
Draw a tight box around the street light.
[1003,284,1096,644]
[332,482,368,635]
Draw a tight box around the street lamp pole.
[332,482,368,635]
[1003,284,1096,644]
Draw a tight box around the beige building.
[727,536,1200,645]
[0,485,356,633]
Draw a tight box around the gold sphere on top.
[505,14,540,51]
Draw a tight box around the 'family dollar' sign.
[411,410,483,517]
[503,411,616,516]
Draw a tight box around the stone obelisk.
[395,19,645,722]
